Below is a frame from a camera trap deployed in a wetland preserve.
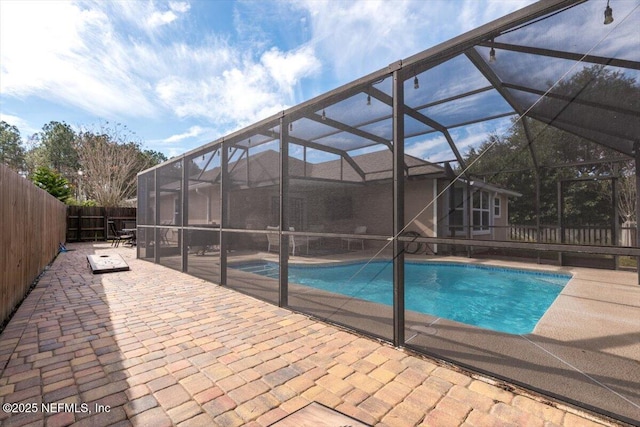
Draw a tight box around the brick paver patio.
[0,243,621,426]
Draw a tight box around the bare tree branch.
[76,122,155,207]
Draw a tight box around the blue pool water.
[232,261,570,334]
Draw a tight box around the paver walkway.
[0,243,622,427]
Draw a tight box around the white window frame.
[494,196,501,219]
[448,186,466,236]
[472,190,491,235]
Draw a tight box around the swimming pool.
[231,261,571,334]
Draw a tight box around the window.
[494,196,501,218]
[449,187,465,235]
[472,190,490,233]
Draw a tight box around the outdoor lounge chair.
[266,226,299,255]
[305,224,325,252]
[342,225,367,250]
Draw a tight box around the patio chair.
[342,225,367,250]
[109,221,134,248]
[266,226,299,256]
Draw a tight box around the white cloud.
[262,46,321,97]
[1,0,542,159]
[154,45,320,126]
[0,0,321,128]
[146,10,179,29]
[170,1,191,14]
[295,0,536,83]
[457,0,535,33]
[0,1,157,118]
[407,135,448,160]
[0,114,39,138]
[145,2,190,29]
[299,0,427,80]
[102,0,190,31]
[406,118,512,164]
[164,125,206,143]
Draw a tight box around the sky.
[0,0,536,160]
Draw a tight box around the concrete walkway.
[0,243,623,427]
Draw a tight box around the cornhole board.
[87,254,130,274]
[268,402,371,427]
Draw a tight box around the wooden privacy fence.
[1,164,67,326]
[67,206,136,242]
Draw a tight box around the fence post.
[102,207,108,241]
[77,208,82,241]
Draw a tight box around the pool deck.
[0,242,636,427]
[224,249,640,424]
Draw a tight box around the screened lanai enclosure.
[137,0,640,424]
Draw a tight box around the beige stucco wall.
[159,178,512,242]
[158,194,177,225]
[298,179,437,236]
[404,179,437,237]
[187,187,221,225]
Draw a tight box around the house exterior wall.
[160,177,511,242]
[293,179,434,237]
[435,180,513,241]
[159,195,178,225]
[404,179,436,237]
[493,193,510,241]
[187,187,221,225]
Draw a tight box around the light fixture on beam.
[289,122,293,132]
[489,39,496,63]
[321,109,326,120]
[366,93,371,106]
[413,74,419,90]
[604,0,614,24]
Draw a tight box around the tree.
[38,121,79,181]
[0,121,26,172]
[75,123,159,206]
[23,134,47,178]
[466,119,624,225]
[142,149,168,165]
[31,166,72,202]
[464,65,638,226]
[617,160,636,224]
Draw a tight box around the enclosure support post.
[611,177,618,269]
[151,169,159,264]
[392,65,405,347]
[182,157,188,273]
[279,117,289,307]
[558,180,564,266]
[522,118,542,263]
[535,174,541,263]
[220,144,229,286]
[466,182,472,257]
[635,144,640,284]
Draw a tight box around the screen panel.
[227,133,280,231]
[157,227,182,271]
[137,171,155,226]
[156,160,183,227]
[186,228,220,283]
[225,230,280,305]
